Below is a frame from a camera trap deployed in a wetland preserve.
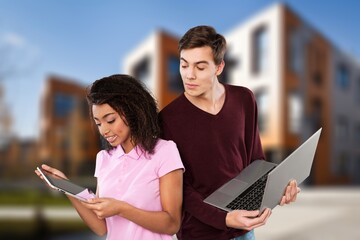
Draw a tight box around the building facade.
[123,3,360,185]
[123,30,183,109]
[38,75,100,177]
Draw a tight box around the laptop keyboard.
[226,168,275,211]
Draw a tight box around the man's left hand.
[279,180,301,205]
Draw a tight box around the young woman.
[36,74,184,240]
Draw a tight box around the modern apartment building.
[123,30,183,109]
[123,3,360,185]
[224,3,360,185]
[38,75,100,177]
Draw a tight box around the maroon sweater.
[159,84,265,240]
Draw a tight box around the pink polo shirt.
[94,139,184,240]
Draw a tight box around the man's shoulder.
[226,83,253,94]
[225,84,255,101]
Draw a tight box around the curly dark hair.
[86,74,160,154]
[179,25,227,65]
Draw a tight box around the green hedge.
[0,190,72,206]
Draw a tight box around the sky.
[0,0,359,139]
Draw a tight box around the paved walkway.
[0,206,80,220]
[255,187,360,240]
[1,187,360,239]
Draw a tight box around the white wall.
[224,3,284,145]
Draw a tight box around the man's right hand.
[225,208,271,231]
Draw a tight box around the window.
[288,92,302,133]
[252,26,268,74]
[355,124,360,144]
[356,77,360,104]
[353,155,360,184]
[79,99,90,119]
[335,116,349,140]
[255,90,268,133]
[168,55,183,92]
[333,152,350,176]
[310,98,322,132]
[54,93,75,118]
[132,56,151,89]
[219,51,238,84]
[312,72,322,86]
[289,29,304,74]
[336,64,350,89]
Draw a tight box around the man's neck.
[185,81,225,115]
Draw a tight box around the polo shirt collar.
[111,144,144,160]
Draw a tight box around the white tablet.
[37,167,96,202]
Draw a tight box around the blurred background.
[1,0,360,239]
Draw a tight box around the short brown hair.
[179,25,227,65]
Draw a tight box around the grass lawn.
[0,189,72,206]
[0,189,89,238]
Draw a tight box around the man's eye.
[197,67,205,70]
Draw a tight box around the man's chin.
[185,90,202,97]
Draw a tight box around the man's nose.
[186,68,196,80]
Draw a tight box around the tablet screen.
[38,167,95,201]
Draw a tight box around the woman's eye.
[108,119,115,124]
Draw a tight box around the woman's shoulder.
[153,139,184,173]
[150,139,181,159]
[154,138,177,151]
[96,149,108,158]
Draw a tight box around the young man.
[159,26,299,240]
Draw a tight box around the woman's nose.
[100,126,110,136]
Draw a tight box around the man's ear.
[216,60,225,76]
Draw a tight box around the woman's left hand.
[81,197,127,219]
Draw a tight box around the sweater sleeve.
[182,179,229,230]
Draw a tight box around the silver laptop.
[204,128,322,212]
